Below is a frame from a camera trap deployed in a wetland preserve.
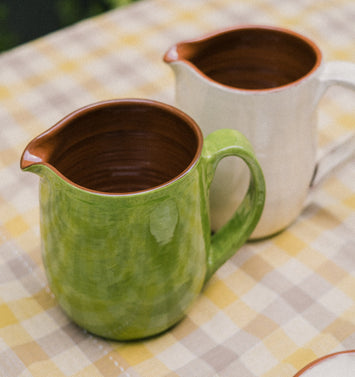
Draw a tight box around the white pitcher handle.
[306,61,355,205]
[319,61,355,90]
[307,132,355,204]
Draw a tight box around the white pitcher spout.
[163,39,198,65]
[163,45,180,64]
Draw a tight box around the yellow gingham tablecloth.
[1,0,354,376]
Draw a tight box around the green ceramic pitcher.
[21,99,265,340]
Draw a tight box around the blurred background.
[0,0,140,52]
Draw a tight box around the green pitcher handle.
[202,129,266,282]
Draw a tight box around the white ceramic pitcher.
[164,25,355,239]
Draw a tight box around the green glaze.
[23,129,265,341]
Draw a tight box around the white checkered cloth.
[1,0,354,376]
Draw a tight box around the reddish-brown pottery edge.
[20,98,204,196]
[164,24,323,92]
[293,350,355,376]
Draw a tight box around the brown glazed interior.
[21,100,202,194]
[166,26,321,90]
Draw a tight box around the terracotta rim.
[293,350,355,376]
[21,99,204,196]
[164,24,323,92]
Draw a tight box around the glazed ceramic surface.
[165,25,355,239]
[21,99,265,340]
[294,350,355,377]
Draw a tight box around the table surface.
[1,0,354,376]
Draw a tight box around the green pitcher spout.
[20,135,52,176]
[20,112,72,180]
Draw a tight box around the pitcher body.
[21,99,265,340]
[164,25,355,239]
[37,163,207,340]
[169,58,321,238]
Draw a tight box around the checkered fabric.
[1,0,354,376]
